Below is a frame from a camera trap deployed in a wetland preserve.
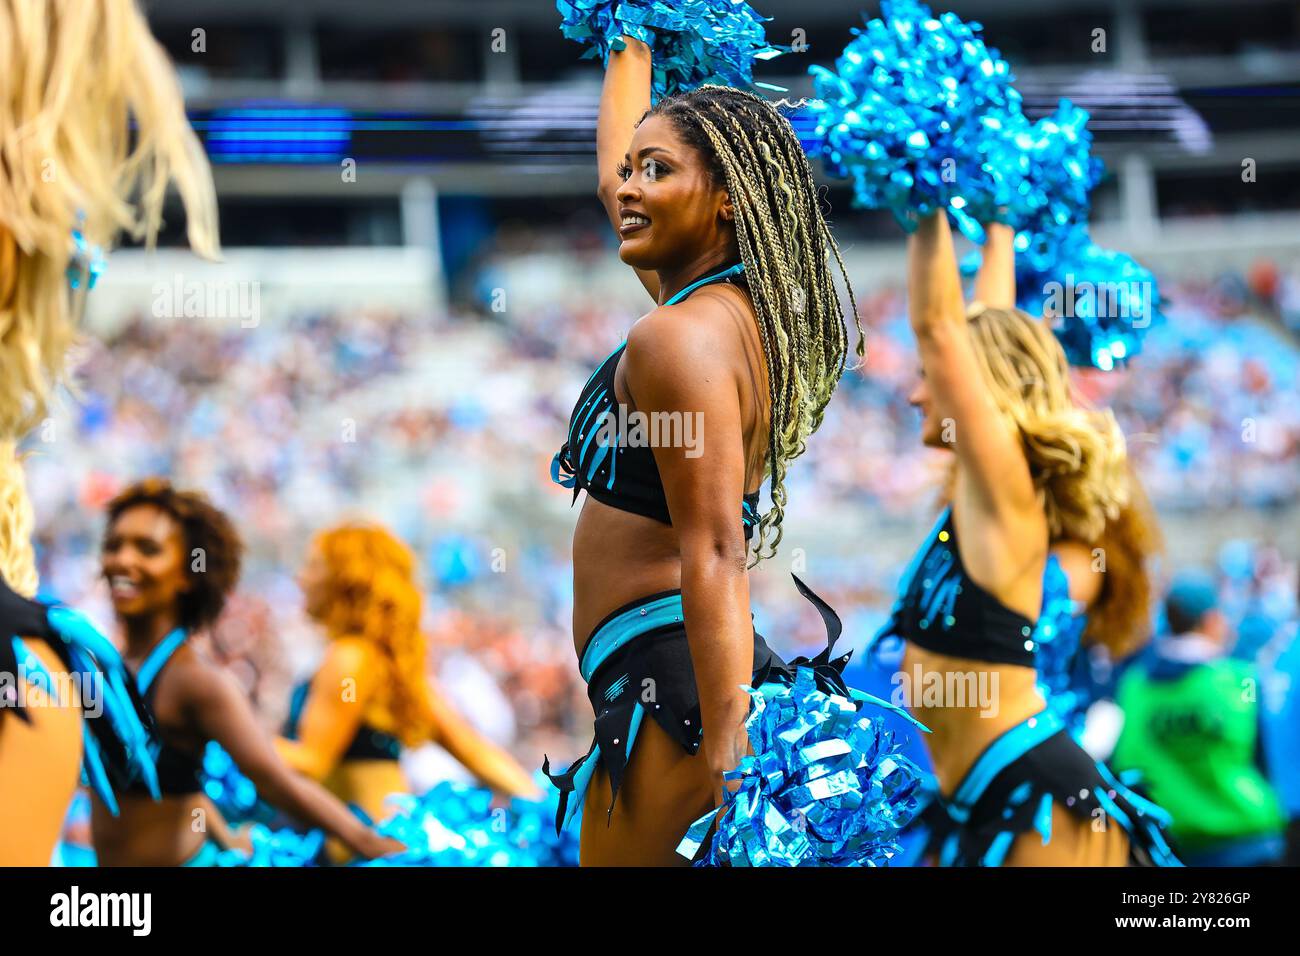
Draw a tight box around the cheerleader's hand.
[354,830,407,861]
[0,572,54,638]
[224,823,255,854]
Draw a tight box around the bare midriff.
[570,497,684,658]
[902,642,1046,797]
[91,791,207,866]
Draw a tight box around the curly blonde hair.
[0,0,218,596]
[964,305,1129,544]
[310,524,435,747]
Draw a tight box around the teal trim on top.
[136,628,188,695]
[664,263,745,306]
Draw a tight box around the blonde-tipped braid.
[964,305,1130,543]
[0,0,217,592]
[0,444,37,597]
[651,86,862,563]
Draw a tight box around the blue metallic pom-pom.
[556,0,785,101]
[202,742,277,826]
[1008,100,1104,259]
[200,748,578,866]
[356,776,579,867]
[805,0,1024,240]
[213,825,326,867]
[679,667,925,866]
[965,221,1162,369]
[1044,227,1162,369]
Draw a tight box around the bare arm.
[426,685,541,799]
[274,639,373,781]
[908,211,1035,518]
[183,664,399,859]
[594,36,659,302]
[625,300,754,790]
[972,221,1016,309]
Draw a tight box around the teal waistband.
[579,592,685,684]
[946,708,1065,823]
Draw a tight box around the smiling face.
[101,503,191,622]
[614,113,735,273]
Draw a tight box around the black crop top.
[126,628,204,796]
[878,508,1039,668]
[283,678,402,762]
[551,261,760,539]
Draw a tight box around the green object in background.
[1113,656,1285,854]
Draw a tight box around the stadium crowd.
[23,257,1300,772]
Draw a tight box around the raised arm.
[625,302,753,794]
[594,37,660,302]
[184,663,399,859]
[425,685,540,799]
[908,211,1034,517]
[972,221,1017,309]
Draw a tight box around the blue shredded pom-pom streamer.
[950,96,1157,369]
[1039,226,1162,369]
[1006,100,1104,260]
[556,0,786,101]
[680,667,925,866]
[805,0,1025,241]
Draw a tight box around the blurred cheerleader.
[277,523,538,853]
[973,223,1164,738]
[91,480,401,865]
[0,0,218,865]
[876,211,1178,866]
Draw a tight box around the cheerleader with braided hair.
[544,35,880,866]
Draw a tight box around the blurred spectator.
[1112,571,1287,865]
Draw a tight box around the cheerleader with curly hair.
[277,523,538,859]
[89,481,401,866]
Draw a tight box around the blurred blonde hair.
[1083,466,1163,659]
[311,524,436,748]
[0,0,217,595]
[964,304,1129,544]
